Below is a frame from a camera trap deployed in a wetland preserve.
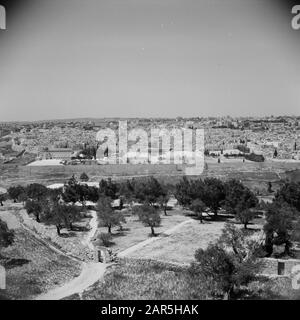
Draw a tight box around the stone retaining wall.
[260,258,300,276]
[121,256,300,277]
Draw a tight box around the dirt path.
[117,218,194,258]
[36,262,106,300]
[35,210,106,300]
[82,210,98,250]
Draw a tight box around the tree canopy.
[274,182,300,212]
[133,204,161,236]
[26,183,48,202]
[7,185,26,203]
[263,201,296,256]
[192,223,261,299]
[96,196,125,233]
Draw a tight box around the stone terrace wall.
[260,258,300,276]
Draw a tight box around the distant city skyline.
[0,0,300,121]
[2,114,300,125]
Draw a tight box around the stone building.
[40,148,73,160]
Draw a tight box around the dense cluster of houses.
[2,116,299,165]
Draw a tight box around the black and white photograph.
[1,0,300,306]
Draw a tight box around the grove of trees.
[174,177,258,224]
[3,172,300,263]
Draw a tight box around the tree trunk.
[69,222,73,231]
[0,201,3,206]
[36,213,40,223]
[223,285,234,300]
[108,225,112,234]
[244,223,247,229]
[213,210,218,219]
[223,292,229,300]
[199,213,203,223]
[265,232,273,257]
[284,241,291,256]
[56,225,61,235]
[151,226,155,236]
[164,207,167,216]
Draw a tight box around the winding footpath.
[36,262,106,300]
[35,210,106,300]
[81,210,98,250]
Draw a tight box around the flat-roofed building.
[41,148,73,160]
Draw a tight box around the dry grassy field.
[79,259,210,300]
[69,259,299,300]
[0,228,81,300]
[128,219,226,264]
[97,209,190,253]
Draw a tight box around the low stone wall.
[260,257,300,276]
[121,256,300,277]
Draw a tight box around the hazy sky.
[0,0,299,121]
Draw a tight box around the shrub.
[80,172,89,182]
[98,233,113,247]
[245,153,265,162]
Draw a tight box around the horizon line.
[1,114,300,124]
